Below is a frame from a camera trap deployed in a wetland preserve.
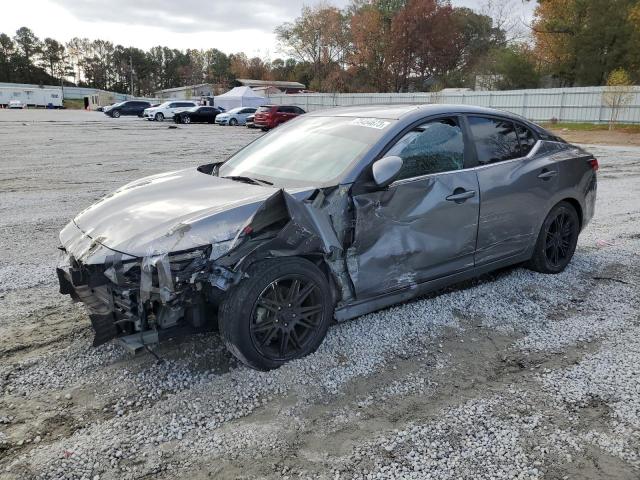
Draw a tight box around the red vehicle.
[253,105,306,130]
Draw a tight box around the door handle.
[538,169,558,180]
[446,189,476,203]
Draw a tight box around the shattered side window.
[387,119,465,181]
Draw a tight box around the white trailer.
[0,86,63,108]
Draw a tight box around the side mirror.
[372,156,403,188]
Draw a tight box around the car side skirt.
[334,251,530,322]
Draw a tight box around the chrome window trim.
[389,140,542,187]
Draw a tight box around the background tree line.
[0,0,638,95]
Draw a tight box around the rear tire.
[218,258,333,371]
[527,201,580,274]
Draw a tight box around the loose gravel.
[0,111,639,479]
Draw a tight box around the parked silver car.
[57,105,598,370]
[215,107,257,126]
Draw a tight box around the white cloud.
[0,0,535,56]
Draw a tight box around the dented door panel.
[349,170,480,298]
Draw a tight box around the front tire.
[112,110,121,118]
[527,201,580,274]
[184,115,191,124]
[155,112,164,122]
[229,118,238,126]
[218,258,333,371]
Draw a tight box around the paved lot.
[0,109,639,479]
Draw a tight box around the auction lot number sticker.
[350,118,391,129]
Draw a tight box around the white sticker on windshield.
[349,118,391,129]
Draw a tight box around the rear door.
[121,102,135,115]
[276,106,291,124]
[349,116,480,298]
[468,116,559,265]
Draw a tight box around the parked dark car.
[253,105,305,130]
[245,114,256,129]
[57,105,597,370]
[104,100,151,118]
[174,106,223,124]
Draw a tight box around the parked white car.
[8,99,25,109]
[143,101,198,121]
[215,107,257,126]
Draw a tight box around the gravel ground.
[0,110,639,479]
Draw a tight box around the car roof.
[307,104,530,122]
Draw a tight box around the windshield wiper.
[222,175,273,186]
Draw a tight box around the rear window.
[468,116,521,164]
[257,106,274,113]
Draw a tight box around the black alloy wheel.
[250,276,324,361]
[544,211,574,267]
[218,257,332,370]
[528,201,580,274]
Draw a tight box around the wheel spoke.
[259,327,278,347]
[290,329,303,350]
[251,319,276,333]
[297,318,317,330]
[279,332,290,357]
[286,279,300,303]
[271,282,285,304]
[257,298,281,313]
[295,283,316,306]
[298,304,323,319]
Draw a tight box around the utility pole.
[130,56,134,98]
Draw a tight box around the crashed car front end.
[56,186,352,350]
[57,220,235,348]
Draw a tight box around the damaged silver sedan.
[57,105,598,370]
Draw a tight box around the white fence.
[266,86,640,124]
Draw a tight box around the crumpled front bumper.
[56,251,140,346]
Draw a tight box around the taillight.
[588,158,599,171]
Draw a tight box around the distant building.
[154,83,217,101]
[235,79,306,94]
[252,86,283,96]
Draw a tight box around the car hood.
[68,168,312,260]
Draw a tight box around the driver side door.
[348,117,480,298]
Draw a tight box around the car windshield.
[218,116,396,186]
[227,107,243,114]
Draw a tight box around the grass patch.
[540,122,640,133]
